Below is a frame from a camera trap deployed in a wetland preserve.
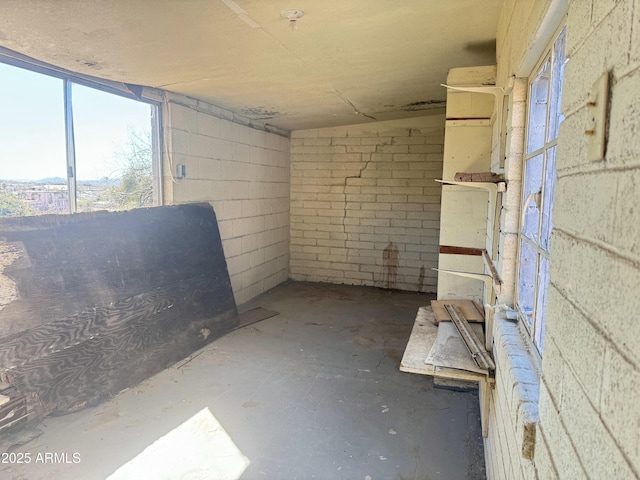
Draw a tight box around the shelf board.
[435,179,505,192]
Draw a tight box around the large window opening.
[0,60,161,216]
[517,26,566,353]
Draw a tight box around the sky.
[0,61,152,181]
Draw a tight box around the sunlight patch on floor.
[107,407,249,480]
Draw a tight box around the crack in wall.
[342,157,373,235]
[338,156,374,282]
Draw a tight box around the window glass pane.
[541,146,557,251]
[518,26,564,354]
[522,154,543,241]
[547,27,567,143]
[0,63,67,216]
[534,255,550,351]
[518,239,538,328]
[526,56,551,154]
[72,84,154,212]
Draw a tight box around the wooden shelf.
[436,178,505,263]
[400,306,489,382]
[435,179,505,192]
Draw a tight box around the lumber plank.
[439,245,484,256]
[400,306,438,375]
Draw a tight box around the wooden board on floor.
[431,299,484,323]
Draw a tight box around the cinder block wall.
[486,0,640,478]
[542,0,640,476]
[162,94,290,305]
[289,116,444,292]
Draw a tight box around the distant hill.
[1,177,120,185]
[36,177,120,186]
[35,177,66,184]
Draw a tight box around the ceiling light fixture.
[280,9,304,31]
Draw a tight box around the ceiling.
[0,0,503,131]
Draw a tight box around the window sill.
[492,312,542,460]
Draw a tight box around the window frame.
[0,49,163,213]
[515,23,567,354]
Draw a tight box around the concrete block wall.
[540,0,640,476]
[162,93,290,305]
[485,0,640,478]
[289,116,444,292]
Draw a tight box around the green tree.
[103,129,154,210]
[0,192,33,217]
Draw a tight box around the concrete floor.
[2,281,485,480]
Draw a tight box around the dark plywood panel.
[0,388,27,430]
[0,203,237,422]
[0,204,235,336]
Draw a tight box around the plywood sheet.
[0,389,27,429]
[400,306,438,375]
[401,305,487,382]
[431,300,484,323]
[0,203,238,421]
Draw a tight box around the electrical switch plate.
[586,72,609,162]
